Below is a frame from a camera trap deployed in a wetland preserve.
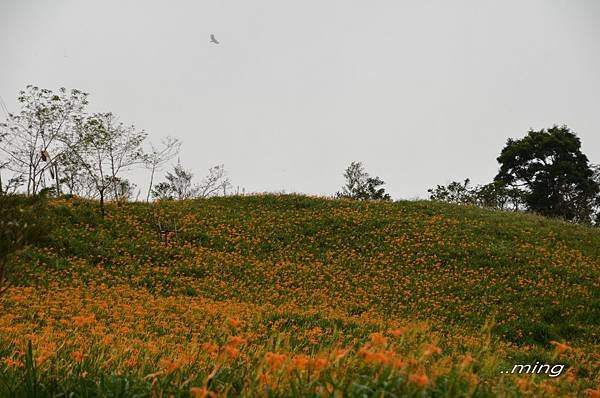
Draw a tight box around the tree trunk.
[55,164,60,196]
[27,164,32,196]
[146,166,155,202]
[99,189,105,218]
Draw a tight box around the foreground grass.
[1,194,599,396]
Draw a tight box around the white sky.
[1,0,599,198]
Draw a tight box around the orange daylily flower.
[70,350,84,363]
[585,388,600,398]
[227,318,242,328]
[226,335,246,347]
[410,373,429,389]
[387,328,404,338]
[265,352,287,370]
[190,387,217,398]
[369,332,387,346]
[549,340,572,353]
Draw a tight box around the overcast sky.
[1,0,599,199]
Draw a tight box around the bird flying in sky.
[210,34,219,44]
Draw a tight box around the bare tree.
[0,86,88,195]
[0,170,24,195]
[0,131,20,194]
[0,157,17,195]
[198,164,231,198]
[151,161,232,200]
[102,114,148,201]
[144,137,181,202]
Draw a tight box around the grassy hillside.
[1,194,599,397]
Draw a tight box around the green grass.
[0,194,599,397]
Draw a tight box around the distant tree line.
[2,86,599,227]
[334,126,600,227]
[0,86,232,215]
[336,126,600,226]
[428,126,600,226]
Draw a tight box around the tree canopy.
[494,125,598,223]
[336,161,391,201]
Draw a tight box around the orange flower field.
[1,195,599,396]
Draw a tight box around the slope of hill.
[1,194,599,397]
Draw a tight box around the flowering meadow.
[1,195,599,397]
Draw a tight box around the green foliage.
[1,195,599,396]
[32,194,600,343]
[152,160,196,200]
[151,181,175,201]
[336,161,391,201]
[473,181,525,210]
[495,125,599,223]
[428,178,476,205]
[428,179,526,210]
[68,112,147,215]
[6,342,151,398]
[151,161,231,200]
[592,164,600,225]
[104,176,137,202]
[0,85,89,195]
[0,194,52,293]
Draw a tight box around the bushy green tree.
[336,161,391,201]
[495,125,598,223]
[428,179,475,205]
[473,181,525,210]
[151,182,174,201]
[428,179,525,210]
[152,160,197,200]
